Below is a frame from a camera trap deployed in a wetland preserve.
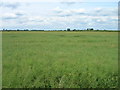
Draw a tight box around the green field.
[2,31,118,88]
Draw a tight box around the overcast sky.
[0,0,118,30]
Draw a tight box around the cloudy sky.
[0,0,118,30]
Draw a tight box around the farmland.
[2,31,118,88]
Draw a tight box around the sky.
[0,0,119,30]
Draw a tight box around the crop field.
[2,31,118,88]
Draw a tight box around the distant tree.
[24,29,29,31]
[17,29,19,31]
[87,28,94,31]
[67,28,70,31]
[73,29,76,31]
[91,28,94,30]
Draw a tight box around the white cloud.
[1,8,117,29]
[53,7,86,17]
[0,2,21,9]
[1,15,117,30]
[93,7,117,16]
[1,0,118,3]
[60,0,83,5]
[53,7,63,13]
[72,9,86,14]
[0,1,118,30]
[1,11,25,20]
[53,7,117,17]
[3,13,18,19]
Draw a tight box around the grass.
[2,31,118,88]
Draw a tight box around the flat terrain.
[2,31,118,88]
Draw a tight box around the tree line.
[1,28,118,32]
